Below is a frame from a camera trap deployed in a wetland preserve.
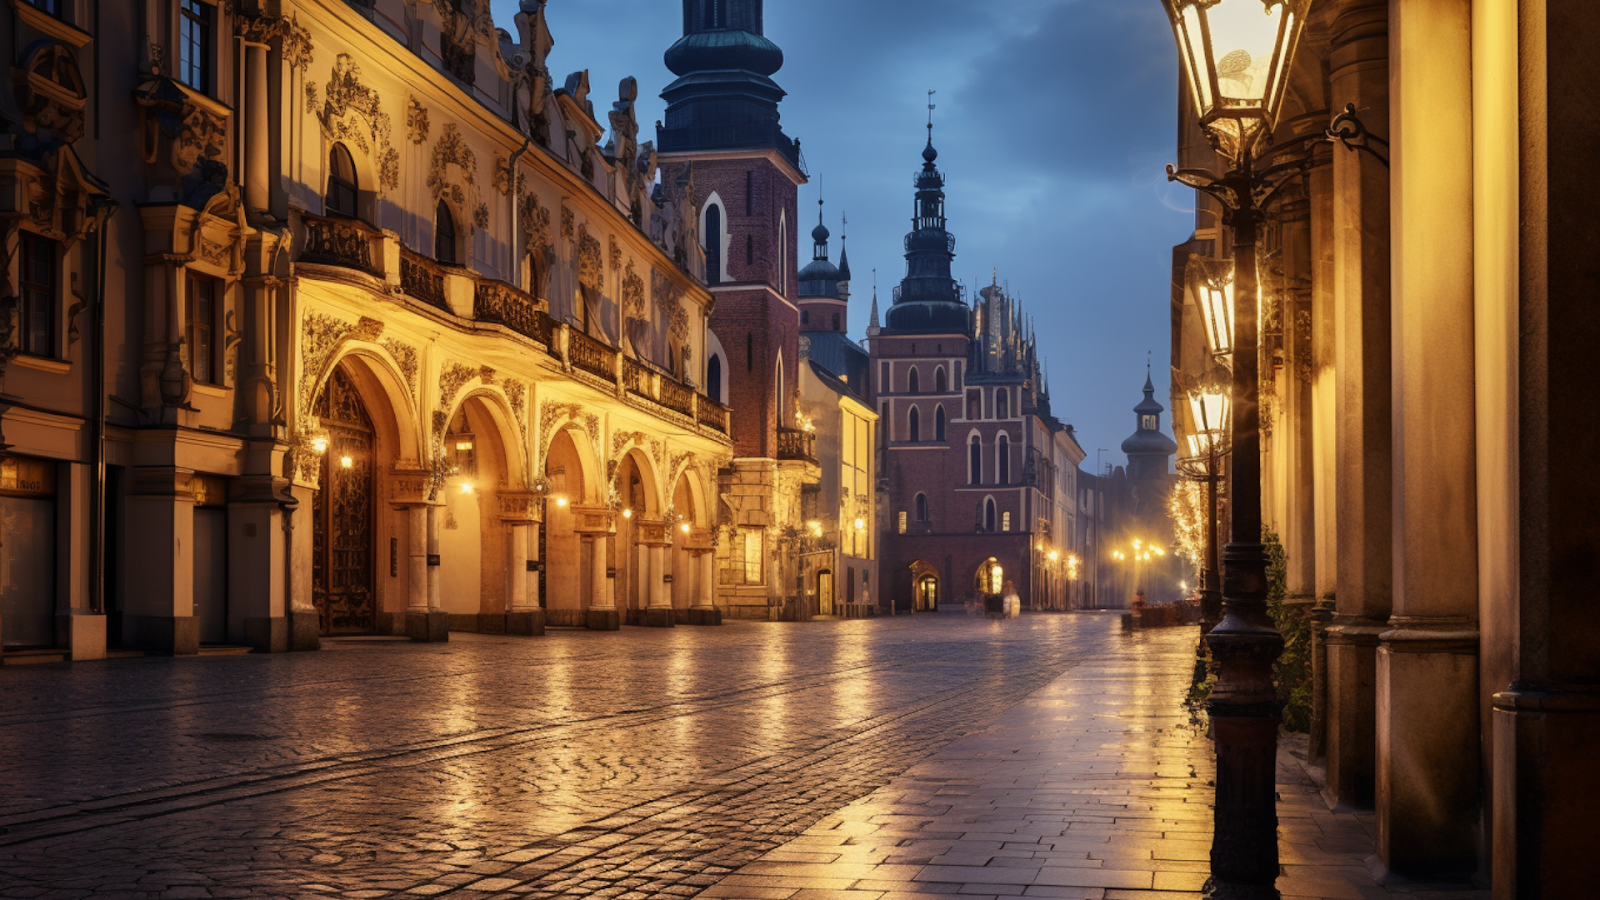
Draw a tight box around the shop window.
[179,0,214,95]
[435,200,458,265]
[18,234,56,358]
[325,144,359,218]
[186,272,220,384]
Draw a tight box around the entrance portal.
[312,366,376,635]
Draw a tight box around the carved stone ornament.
[438,361,479,424]
[407,96,430,145]
[12,44,87,147]
[298,312,385,424]
[505,379,527,430]
[427,124,479,224]
[577,224,604,292]
[1294,309,1313,385]
[381,338,419,394]
[621,261,645,316]
[519,190,552,254]
[235,12,314,76]
[316,54,398,190]
[473,202,490,230]
[135,76,229,199]
[560,204,574,241]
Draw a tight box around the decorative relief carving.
[135,77,228,193]
[560,204,574,241]
[438,361,478,416]
[407,97,430,145]
[621,262,645,317]
[1294,310,1313,385]
[298,312,384,420]
[478,365,497,386]
[427,123,478,221]
[519,191,552,254]
[235,12,313,75]
[316,54,398,190]
[382,338,418,394]
[505,380,527,430]
[14,44,88,146]
[473,202,490,230]
[609,236,622,271]
[577,224,604,292]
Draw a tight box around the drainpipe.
[507,138,532,285]
[90,197,120,616]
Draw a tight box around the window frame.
[435,200,458,265]
[325,144,360,219]
[17,232,57,359]
[185,270,221,385]
[178,0,216,96]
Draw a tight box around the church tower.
[798,200,848,333]
[658,0,805,460]
[658,0,813,621]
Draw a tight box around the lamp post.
[1158,1,1310,896]
[1180,381,1231,634]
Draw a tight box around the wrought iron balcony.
[399,248,447,311]
[777,427,817,463]
[567,328,617,382]
[660,377,695,418]
[475,280,549,345]
[697,396,730,434]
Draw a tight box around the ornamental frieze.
[298,312,384,422]
[577,224,604,291]
[505,380,527,431]
[438,361,478,417]
[427,123,477,209]
[381,338,419,394]
[316,54,399,191]
[519,190,552,255]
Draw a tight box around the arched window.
[969,435,982,485]
[326,144,358,218]
[908,367,920,394]
[704,203,722,285]
[707,354,723,403]
[935,405,946,441]
[434,200,457,265]
[915,493,929,522]
[832,312,840,331]
[997,433,1010,484]
[908,406,920,442]
[935,366,947,393]
[984,498,997,533]
[997,388,1009,419]
[967,391,980,419]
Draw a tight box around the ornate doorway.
[312,366,376,635]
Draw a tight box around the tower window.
[832,312,840,331]
[984,499,997,533]
[997,389,1009,419]
[746,233,754,264]
[801,310,809,325]
[908,406,920,442]
[908,367,919,394]
[704,203,723,285]
[997,433,1010,484]
[935,366,947,393]
[179,0,214,95]
[969,436,982,485]
[915,493,929,522]
[935,405,946,441]
[1142,414,1158,430]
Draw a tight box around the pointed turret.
[658,0,800,166]
[885,103,966,333]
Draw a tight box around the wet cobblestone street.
[0,613,1148,899]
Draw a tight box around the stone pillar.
[287,482,321,650]
[582,512,617,630]
[243,40,270,213]
[1325,0,1392,811]
[687,532,722,625]
[403,503,447,642]
[122,469,199,654]
[642,538,675,628]
[1378,0,1479,877]
[504,522,544,636]
[228,487,288,653]
[1484,5,1600,898]
[54,462,106,660]
[1309,151,1339,762]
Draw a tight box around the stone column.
[287,481,321,650]
[585,527,620,631]
[1309,151,1339,763]
[57,462,106,660]
[1483,5,1600,897]
[402,502,446,642]
[504,522,545,636]
[1325,0,1392,811]
[687,535,722,626]
[1378,0,1479,877]
[122,469,199,654]
[243,40,270,213]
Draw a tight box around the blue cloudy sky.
[491,0,1197,468]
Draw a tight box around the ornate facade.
[0,0,737,659]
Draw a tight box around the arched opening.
[969,435,982,485]
[909,559,940,612]
[543,428,593,625]
[997,388,1009,419]
[614,449,661,622]
[914,493,928,523]
[935,366,948,393]
[707,353,723,404]
[668,471,707,615]
[977,557,1004,596]
[908,366,920,394]
[435,394,521,628]
[984,497,997,533]
[997,433,1010,484]
[817,569,834,616]
[326,143,359,218]
[312,365,377,634]
[703,202,723,285]
[435,200,458,265]
[908,405,920,442]
[935,404,946,441]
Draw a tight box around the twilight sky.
[491,0,1197,469]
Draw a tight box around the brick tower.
[657,0,814,619]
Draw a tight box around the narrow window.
[908,406,920,442]
[908,367,920,394]
[746,333,753,371]
[1002,511,1012,532]
[915,493,928,522]
[704,204,722,285]
[935,405,946,441]
[880,362,889,392]
[18,234,56,358]
[998,433,1010,484]
[997,389,1009,419]
[746,171,754,215]
[746,233,754,265]
[186,271,219,384]
[707,354,723,402]
[984,499,997,533]
[179,0,214,95]
[969,436,981,485]
[801,310,810,325]
[23,0,61,16]
[831,312,840,331]
[325,144,359,218]
[434,201,458,264]
[935,366,947,393]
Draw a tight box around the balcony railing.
[660,377,695,418]
[697,396,730,434]
[299,214,381,276]
[623,357,651,398]
[400,248,448,311]
[567,328,616,382]
[777,427,817,463]
[475,280,549,345]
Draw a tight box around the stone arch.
[312,342,424,466]
[543,425,601,505]
[616,446,663,516]
[439,386,526,488]
[700,191,729,284]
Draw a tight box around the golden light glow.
[461,482,475,495]
[311,435,329,454]
[555,495,569,508]
[853,517,867,532]
[339,455,354,469]
[1047,550,1060,563]
[681,522,691,534]
[456,439,474,451]
[622,508,633,519]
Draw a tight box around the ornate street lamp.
[1180,383,1231,633]
[1188,256,1237,362]
[1158,1,1310,896]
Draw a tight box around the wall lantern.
[1187,383,1232,457]
[1160,0,1309,165]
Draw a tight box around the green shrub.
[1264,528,1313,733]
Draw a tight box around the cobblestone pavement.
[0,612,1150,899]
